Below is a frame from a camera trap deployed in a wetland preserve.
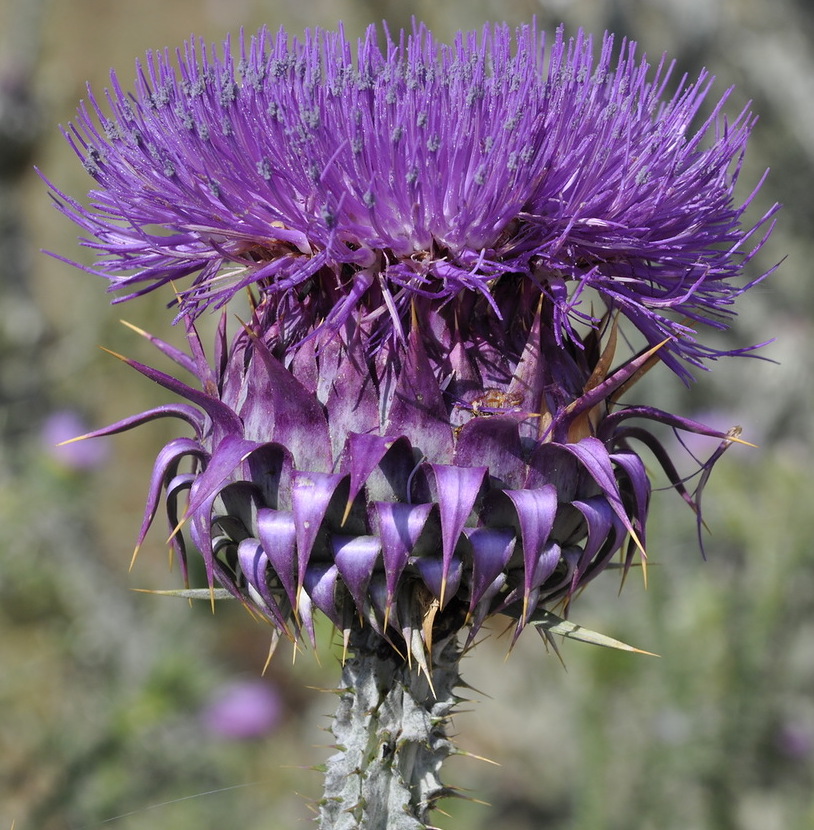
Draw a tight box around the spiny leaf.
[529,609,658,655]
[131,588,234,600]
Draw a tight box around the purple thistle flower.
[50,21,777,665]
[47,22,778,382]
[51,22,778,827]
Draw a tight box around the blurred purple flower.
[47,22,778,381]
[201,678,282,739]
[42,409,109,470]
[775,720,813,762]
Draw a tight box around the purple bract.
[80,299,738,664]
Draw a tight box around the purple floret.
[47,22,778,381]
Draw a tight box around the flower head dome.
[49,22,778,382]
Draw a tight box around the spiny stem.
[318,625,462,830]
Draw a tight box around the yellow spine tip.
[128,545,141,573]
[119,319,149,338]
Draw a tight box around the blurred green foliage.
[1,1,811,828]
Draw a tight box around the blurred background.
[0,0,810,828]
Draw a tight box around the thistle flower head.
[54,21,777,666]
[49,22,778,381]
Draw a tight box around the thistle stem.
[318,625,462,830]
